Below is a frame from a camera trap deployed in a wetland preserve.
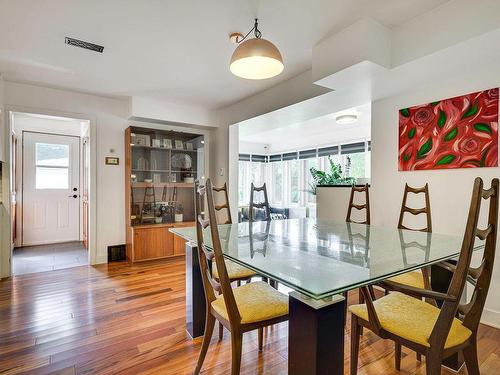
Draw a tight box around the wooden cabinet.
[128,222,192,262]
[124,124,203,262]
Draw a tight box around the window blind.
[318,145,339,157]
[298,149,317,159]
[251,154,267,162]
[341,142,365,155]
[282,152,298,161]
[269,154,282,162]
[238,154,251,161]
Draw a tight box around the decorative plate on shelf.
[171,153,192,169]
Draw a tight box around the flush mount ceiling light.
[335,114,358,124]
[229,19,284,80]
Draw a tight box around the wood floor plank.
[1,257,499,375]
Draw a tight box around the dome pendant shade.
[230,38,284,80]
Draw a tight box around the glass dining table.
[171,218,480,375]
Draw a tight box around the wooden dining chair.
[387,183,433,291]
[349,177,499,375]
[194,179,289,375]
[345,184,373,324]
[212,183,257,340]
[249,182,271,222]
[346,184,370,224]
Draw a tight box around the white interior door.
[22,132,80,246]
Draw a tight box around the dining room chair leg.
[258,327,263,351]
[194,313,216,375]
[395,342,402,370]
[416,352,422,361]
[425,351,442,375]
[231,331,243,375]
[218,322,224,341]
[463,340,480,375]
[350,315,360,375]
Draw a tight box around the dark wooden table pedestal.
[185,242,206,338]
[431,262,465,372]
[288,292,346,375]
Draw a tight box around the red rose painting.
[398,88,499,171]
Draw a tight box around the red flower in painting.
[398,88,499,171]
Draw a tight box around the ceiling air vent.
[65,37,104,53]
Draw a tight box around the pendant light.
[229,19,284,80]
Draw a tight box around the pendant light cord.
[237,18,262,43]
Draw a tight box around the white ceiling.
[240,103,371,154]
[0,0,448,109]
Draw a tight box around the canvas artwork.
[398,88,499,171]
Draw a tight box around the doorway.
[10,112,91,275]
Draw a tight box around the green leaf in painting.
[437,110,447,128]
[431,101,440,106]
[436,154,455,166]
[417,138,432,159]
[474,123,492,134]
[462,102,478,119]
[408,128,416,139]
[403,154,410,162]
[400,108,410,117]
[444,127,458,141]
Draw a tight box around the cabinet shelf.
[131,182,194,188]
[131,145,199,153]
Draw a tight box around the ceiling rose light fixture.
[229,18,284,80]
[335,114,358,124]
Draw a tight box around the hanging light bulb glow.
[229,19,284,80]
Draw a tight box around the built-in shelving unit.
[125,125,205,262]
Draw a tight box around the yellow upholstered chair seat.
[388,270,425,289]
[211,281,288,324]
[212,259,257,280]
[349,292,472,349]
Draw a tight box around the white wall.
[371,70,500,327]
[0,75,9,277]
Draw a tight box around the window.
[305,158,318,204]
[343,152,365,179]
[289,159,299,204]
[271,161,284,204]
[35,143,69,189]
[238,161,250,204]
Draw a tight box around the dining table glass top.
[171,218,483,300]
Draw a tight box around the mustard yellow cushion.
[349,292,472,349]
[211,281,288,324]
[388,270,425,289]
[212,259,257,280]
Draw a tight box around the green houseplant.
[308,156,355,195]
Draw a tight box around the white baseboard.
[94,254,108,265]
[481,308,500,329]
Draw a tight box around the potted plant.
[308,156,355,195]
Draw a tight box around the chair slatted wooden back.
[213,182,232,225]
[249,183,271,222]
[346,184,370,224]
[194,180,241,324]
[398,183,432,232]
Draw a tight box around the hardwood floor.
[0,258,499,375]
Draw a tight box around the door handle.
[68,194,79,198]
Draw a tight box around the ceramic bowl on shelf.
[144,179,153,183]
[183,177,194,183]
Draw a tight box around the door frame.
[20,130,81,246]
[5,106,97,273]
